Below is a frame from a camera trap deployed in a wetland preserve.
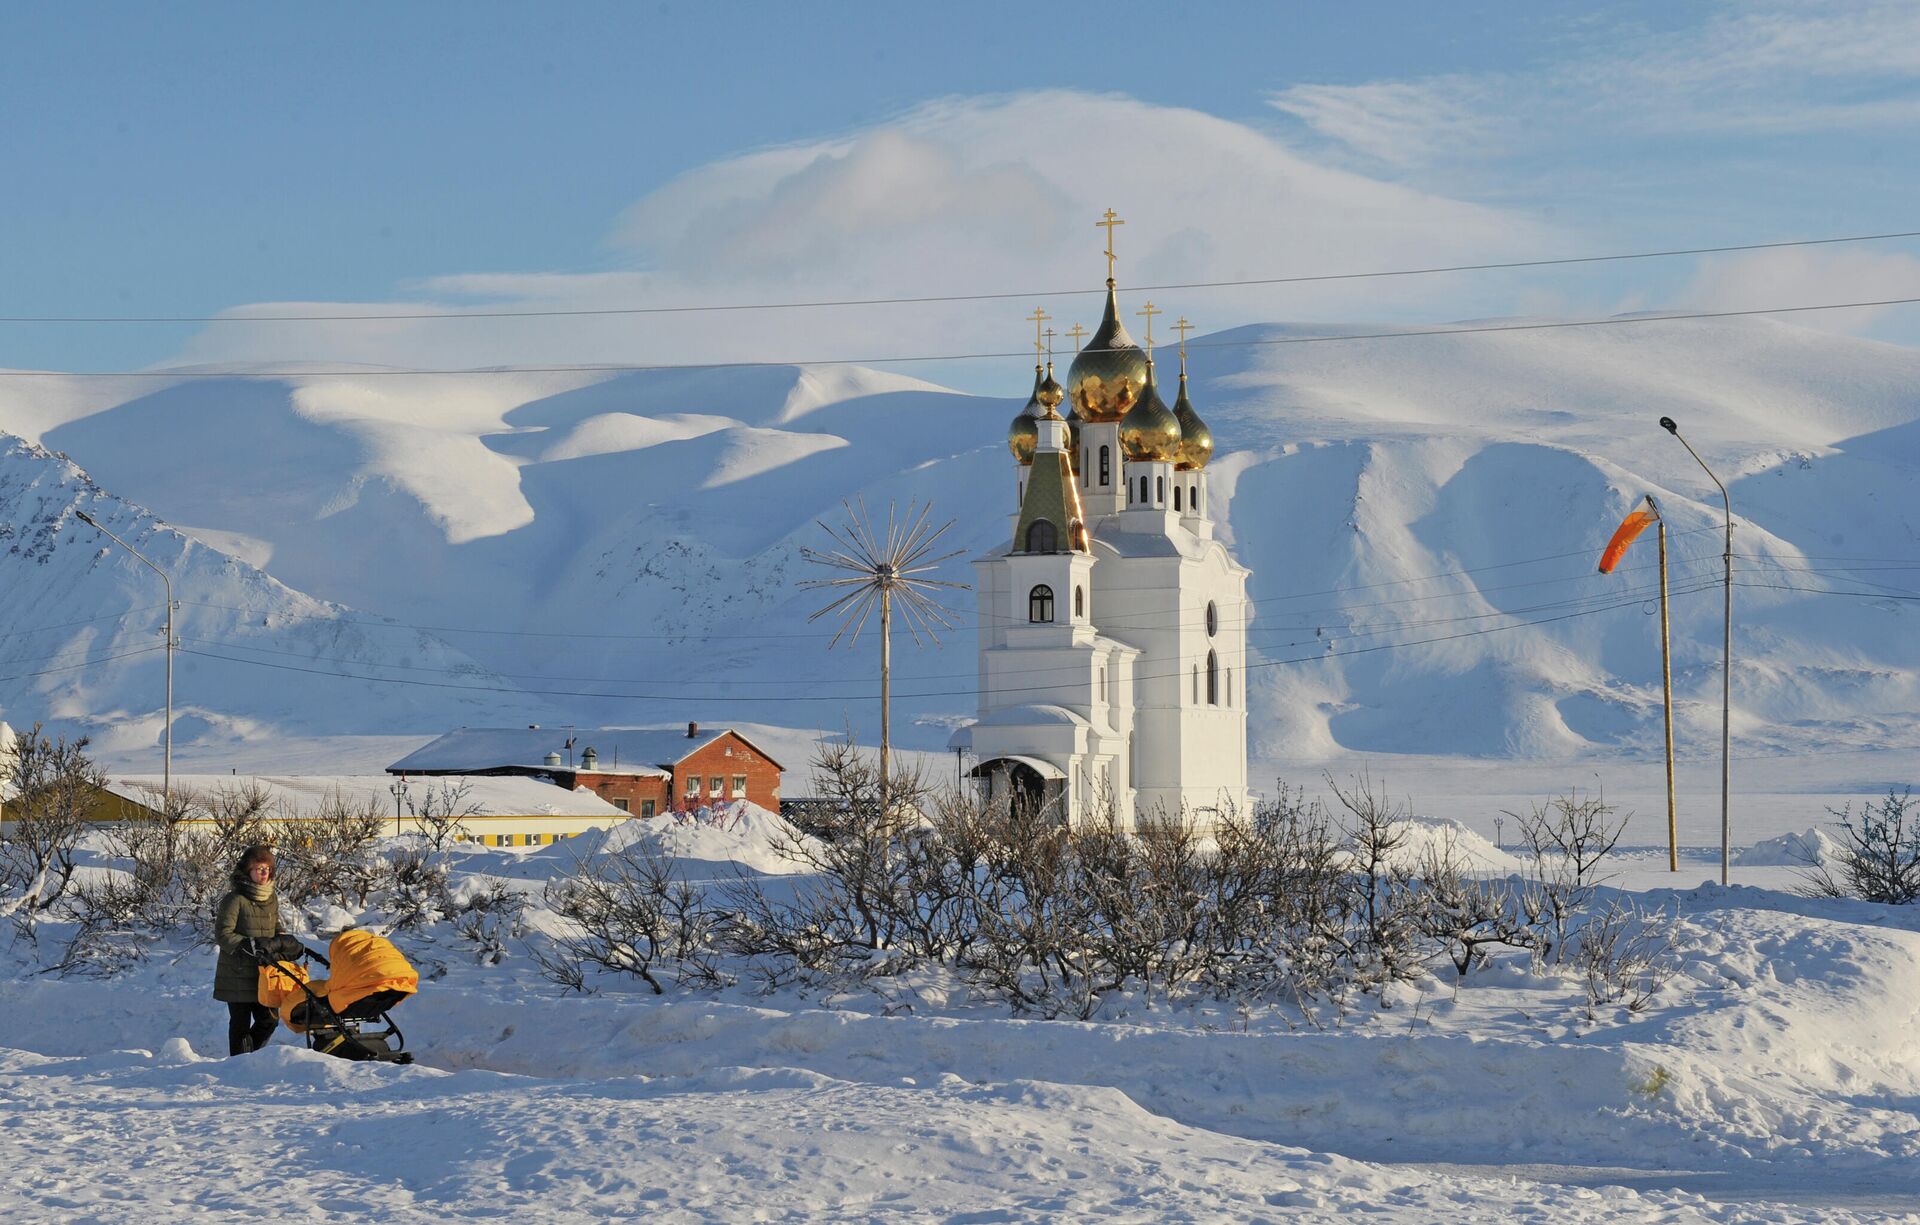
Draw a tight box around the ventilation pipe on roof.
[581,746,599,771]
[687,721,698,739]
[545,751,562,768]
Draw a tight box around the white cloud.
[169,91,1554,391]
[1269,1,1920,165]
[1682,247,1920,332]
[1266,77,1505,168]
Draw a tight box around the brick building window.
[641,800,656,818]
[613,798,630,812]
[731,775,747,798]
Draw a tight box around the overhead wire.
[7,296,1920,379]
[174,579,1707,704]
[6,227,1918,324]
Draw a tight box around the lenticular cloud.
[171,91,1551,382]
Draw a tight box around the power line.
[6,228,1918,324]
[170,573,1725,692]
[8,295,1920,380]
[0,605,165,641]
[165,529,1727,645]
[0,645,163,684]
[174,582,1682,704]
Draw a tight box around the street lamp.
[75,509,174,816]
[1658,417,1733,886]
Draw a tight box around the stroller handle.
[250,941,329,968]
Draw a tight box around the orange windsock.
[1598,501,1660,574]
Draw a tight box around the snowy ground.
[5,787,1919,1222]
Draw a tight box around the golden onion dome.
[1008,366,1042,465]
[1171,369,1213,470]
[1119,358,1182,462]
[1037,360,1065,412]
[1066,283,1148,424]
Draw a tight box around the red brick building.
[387,723,784,817]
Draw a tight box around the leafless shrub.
[1507,789,1627,964]
[537,843,722,993]
[1326,774,1430,995]
[276,789,389,909]
[1569,898,1673,1019]
[1412,830,1535,982]
[1799,787,1920,905]
[0,724,105,921]
[453,880,527,966]
[391,778,478,853]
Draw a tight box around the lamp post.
[76,510,174,817]
[1658,417,1733,886]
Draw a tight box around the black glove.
[268,935,306,960]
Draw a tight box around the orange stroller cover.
[326,930,419,1014]
[257,959,311,1011]
[278,976,330,1033]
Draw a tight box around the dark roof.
[387,726,784,775]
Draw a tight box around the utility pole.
[76,510,173,817]
[1659,417,1733,885]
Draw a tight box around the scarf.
[241,879,275,905]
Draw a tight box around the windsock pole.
[1654,502,1677,871]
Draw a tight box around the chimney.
[687,721,698,739]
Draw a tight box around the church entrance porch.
[970,756,1067,824]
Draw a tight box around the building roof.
[105,774,630,818]
[386,726,783,775]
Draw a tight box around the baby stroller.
[254,930,420,1064]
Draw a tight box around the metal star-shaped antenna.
[800,498,968,817]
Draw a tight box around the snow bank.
[1734,827,1845,867]
[536,801,819,876]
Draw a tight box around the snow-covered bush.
[0,724,104,923]
[1800,787,1920,904]
[537,840,723,994]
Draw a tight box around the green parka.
[212,866,284,1003]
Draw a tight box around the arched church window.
[1157,476,1165,505]
[1174,486,1183,512]
[1206,601,1218,637]
[1139,476,1150,503]
[1025,519,1057,553]
[1029,585,1054,623]
[1207,649,1219,705]
[1099,446,1111,486]
[1074,585,1085,619]
[1190,484,1198,511]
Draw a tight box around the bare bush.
[538,843,722,993]
[1508,789,1627,964]
[1569,898,1673,1019]
[1799,787,1920,905]
[0,724,105,920]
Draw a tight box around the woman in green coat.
[213,844,293,1055]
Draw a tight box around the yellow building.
[98,773,635,848]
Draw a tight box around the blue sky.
[4,1,1918,386]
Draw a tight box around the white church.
[950,216,1251,830]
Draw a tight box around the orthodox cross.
[1136,300,1161,348]
[1027,306,1051,360]
[1066,323,1088,352]
[1096,208,1125,283]
[1044,327,1057,360]
[1173,316,1195,370]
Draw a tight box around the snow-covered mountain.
[0,436,550,759]
[3,312,1917,767]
